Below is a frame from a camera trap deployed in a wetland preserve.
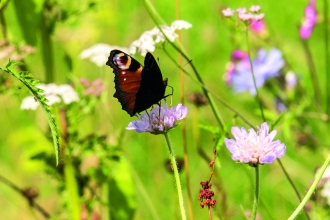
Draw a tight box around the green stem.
[64,158,81,220]
[164,132,187,220]
[288,153,330,220]
[144,0,225,132]
[277,159,311,219]
[324,0,330,116]
[251,164,260,220]
[301,39,321,109]
[245,28,265,122]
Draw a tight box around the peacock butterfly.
[106,50,168,117]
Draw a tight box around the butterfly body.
[106,50,167,116]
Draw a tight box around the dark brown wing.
[106,50,143,116]
[133,52,167,114]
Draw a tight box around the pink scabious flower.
[224,122,286,165]
[126,104,188,134]
[300,0,317,39]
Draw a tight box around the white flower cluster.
[222,5,264,21]
[79,43,129,67]
[21,83,79,110]
[79,20,192,66]
[129,20,192,56]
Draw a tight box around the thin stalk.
[277,159,311,219]
[0,175,50,219]
[143,0,225,132]
[301,39,321,108]
[324,0,330,116]
[251,165,260,220]
[164,132,187,220]
[245,28,265,122]
[288,153,330,220]
[174,1,194,219]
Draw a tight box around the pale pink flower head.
[224,122,286,165]
[300,0,317,39]
[249,5,261,13]
[222,8,235,17]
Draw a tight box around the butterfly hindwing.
[134,52,167,114]
[106,50,167,117]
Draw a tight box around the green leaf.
[1,60,60,165]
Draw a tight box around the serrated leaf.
[1,60,60,165]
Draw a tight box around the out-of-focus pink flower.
[222,8,235,17]
[250,19,267,35]
[300,0,317,39]
[249,5,261,13]
[79,78,106,97]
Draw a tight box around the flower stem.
[245,28,265,122]
[251,164,259,220]
[288,153,330,220]
[301,39,321,109]
[164,132,187,220]
[324,0,330,116]
[277,159,311,219]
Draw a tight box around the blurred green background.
[0,0,329,219]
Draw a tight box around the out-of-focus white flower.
[170,20,192,30]
[80,43,129,67]
[129,20,192,56]
[20,83,79,110]
[20,96,39,110]
[285,71,298,90]
[57,85,80,104]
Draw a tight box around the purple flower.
[300,0,317,39]
[224,122,286,165]
[126,104,188,134]
[224,48,285,95]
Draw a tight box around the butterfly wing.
[133,52,167,114]
[106,50,143,116]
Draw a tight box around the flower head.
[300,0,317,39]
[250,19,266,35]
[126,103,188,134]
[79,78,106,97]
[223,6,264,23]
[21,83,79,110]
[80,43,129,66]
[129,20,192,56]
[224,122,286,165]
[224,48,285,95]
